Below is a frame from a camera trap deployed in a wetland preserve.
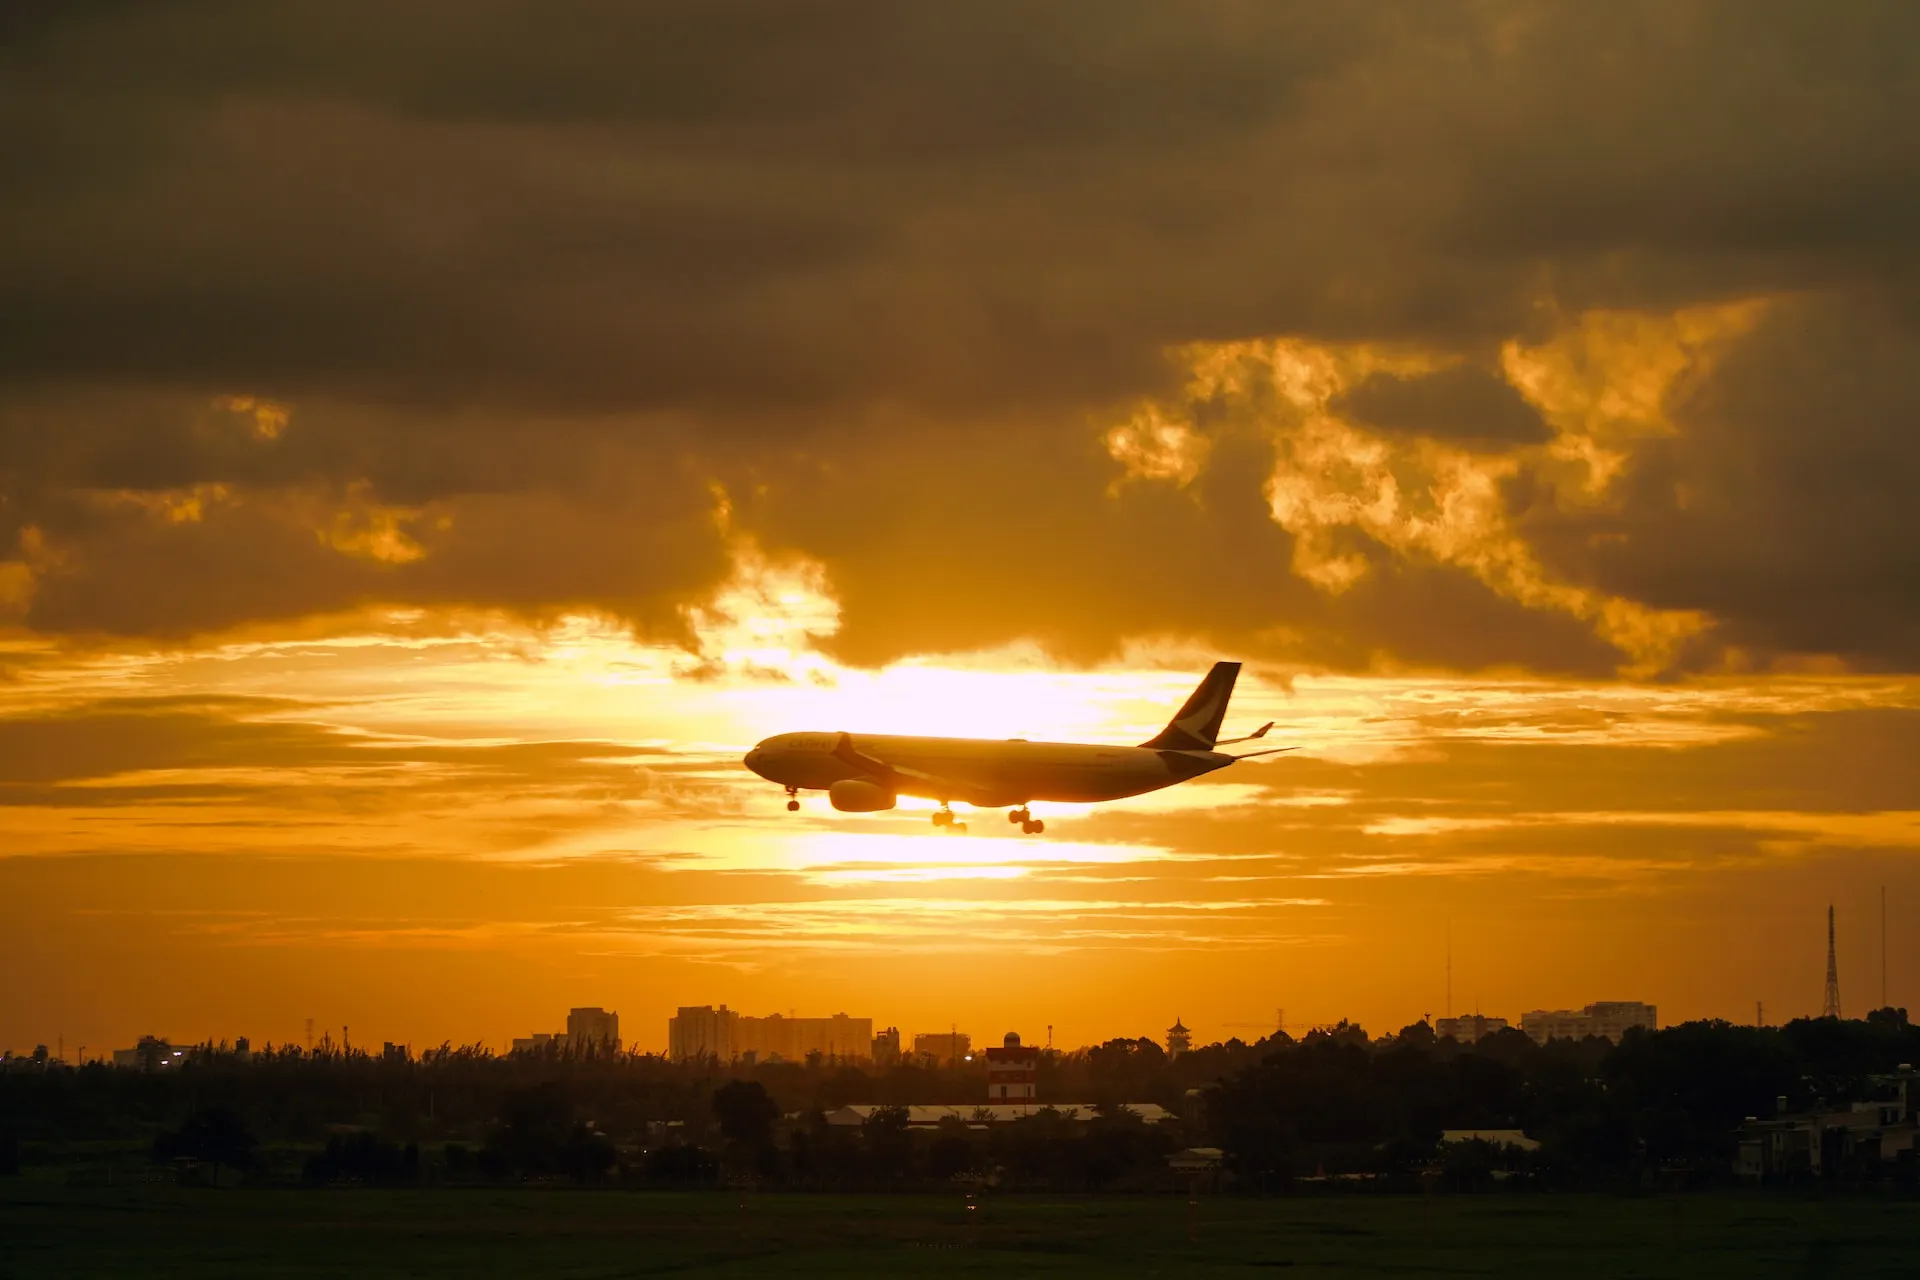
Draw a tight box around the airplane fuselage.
[744,732,1232,808]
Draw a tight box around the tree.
[862,1105,915,1181]
[153,1107,258,1186]
[927,1116,976,1180]
[712,1080,780,1148]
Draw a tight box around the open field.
[1,1183,1915,1278]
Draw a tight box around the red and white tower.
[985,1031,1037,1101]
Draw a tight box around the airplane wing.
[831,732,983,803]
[1227,745,1297,761]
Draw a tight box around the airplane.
[741,661,1291,834]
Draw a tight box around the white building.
[912,1031,971,1064]
[1436,1014,1511,1043]
[823,1103,1174,1128]
[667,1006,872,1062]
[567,1007,621,1053]
[669,1006,735,1061]
[1520,1001,1656,1045]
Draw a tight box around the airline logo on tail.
[1139,660,1241,752]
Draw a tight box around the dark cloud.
[1518,295,1920,668]
[5,1,1916,411]
[0,2,1916,668]
[1331,366,1550,447]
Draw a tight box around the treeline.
[1217,1010,1919,1187]
[2,1011,1915,1190]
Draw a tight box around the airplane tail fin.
[1140,661,1241,751]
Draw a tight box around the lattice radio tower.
[1822,904,1842,1020]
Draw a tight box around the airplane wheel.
[932,811,950,828]
[952,823,966,833]
[1030,820,1045,835]
[786,799,799,812]
[1007,810,1021,824]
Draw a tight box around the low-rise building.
[111,1036,184,1071]
[1736,1068,1920,1182]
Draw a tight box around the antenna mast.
[1822,904,1843,1020]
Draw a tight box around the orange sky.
[4,4,1919,1058]
[4,553,1916,1055]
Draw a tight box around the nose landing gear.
[1007,807,1045,835]
[785,786,800,812]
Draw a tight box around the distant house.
[1736,1068,1920,1181]
[1168,1146,1223,1171]
[1440,1129,1540,1152]
[110,1037,184,1071]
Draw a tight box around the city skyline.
[6,868,1906,1057]
[24,974,1911,1065]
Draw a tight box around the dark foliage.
[7,1013,1918,1191]
[643,1142,719,1186]
[151,1106,258,1185]
[304,1133,419,1184]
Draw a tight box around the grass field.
[2,1180,1914,1277]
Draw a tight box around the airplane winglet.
[1216,721,1275,746]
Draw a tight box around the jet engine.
[828,779,896,812]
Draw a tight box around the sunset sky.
[4,2,1919,1057]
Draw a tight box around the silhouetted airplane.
[742,661,1290,833]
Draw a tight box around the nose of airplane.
[743,746,766,776]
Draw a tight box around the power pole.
[1755,1001,1763,1028]
[1882,885,1889,1012]
[1445,919,1453,1020]
[1823,904,1843,1020]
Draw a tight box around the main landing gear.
[784,786,800,813]
[932,803,966,833]
[1007,807,1045,835]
